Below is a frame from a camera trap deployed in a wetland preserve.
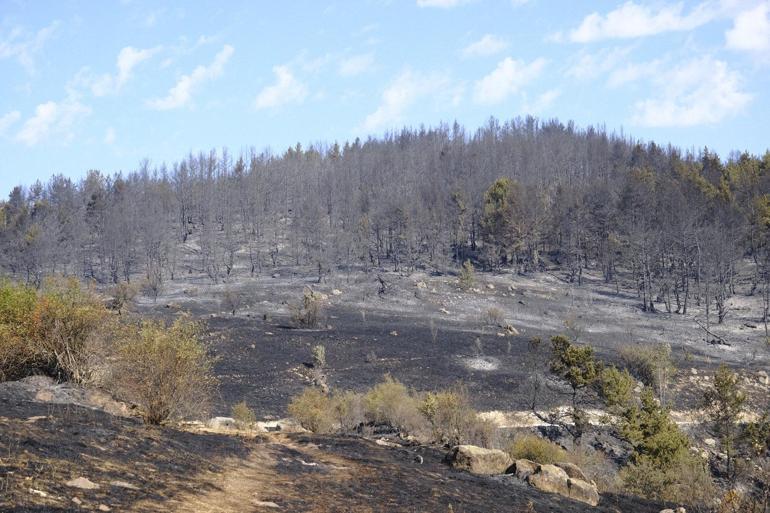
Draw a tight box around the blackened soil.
[1,391,667,513]
[203,306,561,418]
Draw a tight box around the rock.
[207,417,237,429]
[704,438,716,448]
[256,418,307,433]
[98,505,111,512]
[486,283,495,290]
[29,488,48,497]
[110,480,139,490]
[757,370,769,386]
[556,462,590,482]
[503,324,519,336]
[690,368,698,375]
[527,464,569,496]
[254,500,280,508]
[567,478,600,506]
[72,497,82,505]
[331,288,342,296]
[440,308,450,315]
[446,445,513,475]
[416,281,427,289]
[66,477,99,490]
[511,459,537,480]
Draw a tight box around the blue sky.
[1,0,769,194]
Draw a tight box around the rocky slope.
[0,381,670,513]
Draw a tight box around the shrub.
[507,434,568,464]
[596,365,635,410]
[419,385,495,447]
[364,375,426,435]
[290,288,323,328]
[620,343,675,400]
[458,260,475,290]
[231,401,257,427]
[288,387,334,433]
[220,288,241,316]
[331,390,365,432]
[485,307,504,326]
[108,281,137,314]
[110,316,217,425]
[0,278,108,383]
[312,344,326,368]
[621,452,714,506]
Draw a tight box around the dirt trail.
[136,434,355,513]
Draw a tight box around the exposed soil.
[133,267,770,419]
[1,392,667,513]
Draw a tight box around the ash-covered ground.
[133,266,770,420]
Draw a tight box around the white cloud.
[461,34,509,58]
[565,46,633,80]
[725,2,770,53]
[524,89,561,114]
[339,53,375,76]
[473,57,546,104]
[0,111,21,135]
[15,96,91,146]
[90,46,160,96]
[607,59,662,87]
[104,127,116,145]
[147,44,234,110]
[362,69,453,131]
[569,2,716,42]
[254,65,308,110]
[416,0,471,7]
[0,21,59,74]
[631,57,751,127]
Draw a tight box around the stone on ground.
[446,445,513,475]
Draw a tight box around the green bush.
[290,288,323,328]
[419,385,495,447]
[596,365,635,410]
[110,316,217,425]
[0,278,108,383]
[331,390,365,432]
[364,375,425,434]
[288,387,334,433]
[458,260,475,290]
[507,434,568,464]
[231,401,257,427]
[620,343,675,394]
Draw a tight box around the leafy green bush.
[231,401,257,427]
[419,385,495,447]
[458,260,475,290]
[364,375,425,434]
[110,316,217,425]
[507,434,568,464]
[290,288,323,328]
[288,387,334,433]
[620,343,675,395]
[596,365,635,410]
[0,278,108,383]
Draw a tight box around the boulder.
[503,324,519,336]
[415,281,427,289]
[556,462,590,482]
[331,289,342,296]
[527,464,569,497]
[567,478,600,506]
[511,459,537,480]
[207,417,237,429]
[66,477,99,490]
[446,445,513,475]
